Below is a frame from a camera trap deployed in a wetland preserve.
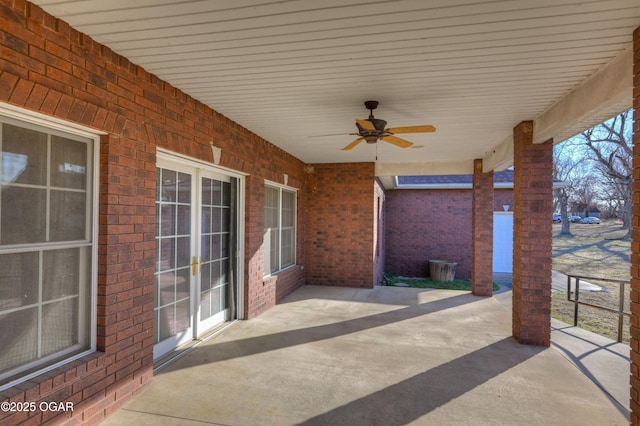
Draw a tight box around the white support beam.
[533,47,633,145]
[481,47,633,173]
[376,160,474,177]
[482,135,514,173]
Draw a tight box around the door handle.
[191,256,203,276]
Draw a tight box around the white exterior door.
[197,170,233,334]
[493,212,513,273]
[154,155,239,359]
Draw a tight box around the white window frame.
[0,103,101,391]
[156,148,246,320]
[264,182,296,277]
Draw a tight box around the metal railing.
[566,274,630,342]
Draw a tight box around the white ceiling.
[30,0,640,176]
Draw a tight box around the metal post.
[573,278,580,326]
[618,281,625,342]
[567,275,571,301]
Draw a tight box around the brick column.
[512,121,553,346]
[472,159,494,296]
[630,25,640,426]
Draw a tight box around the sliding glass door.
[154,157,237,359]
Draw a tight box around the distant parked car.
[570,216,583,223]
[552,213,561,223]
[581,217,600,224]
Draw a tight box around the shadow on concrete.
[552,324,629,362]
[158,292,482,372]
[106,286,628,426]
[296,337,542,426]
[551,322,630,417]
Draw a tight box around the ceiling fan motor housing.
[356,118,387,143]
[341,100,434,150]
[364,100,379,110]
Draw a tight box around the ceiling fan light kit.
[341,101,436,151]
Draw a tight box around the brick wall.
[304,163,376,288]
[385,189,473,279]
[630,24,639,426]
[384,187,513,280]
[0,1,305,423]
[494,189,514,212]
[512,121,553,347]
[472,160,494,296]
[245,174,305,319]
[374,179,385,286]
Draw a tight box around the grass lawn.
[552,221,630,343]
[383,274,500,292]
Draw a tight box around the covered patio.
[101,285,627,425]
[1,1,639,424]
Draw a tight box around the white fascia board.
[396,183,473,189]
[482,47,632,173]
[482,135,514,173]
[395,182,515,190]
[393,181,565,190]
[533,47,632,145]
[376,159,474,177]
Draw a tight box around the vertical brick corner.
[471,159,494,296]
[630,24,640,426]
[512,121,552,347]
[304,163,376,288]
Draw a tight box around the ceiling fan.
[341,100,436,151]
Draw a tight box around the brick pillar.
[472,159,494,296]
[512,121,553,346]
[630,25,640,426]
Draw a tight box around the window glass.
[0,252,39,308]
[154,167,193,344]
[0,117,94,386]
[50,190,86,241]
[263,185,296,275]
[50,136,87,189]
[1,187,46,244]
[41,299,78,356]
[43,249,80,301]
[2,124,47,186]
[0,308,38,372]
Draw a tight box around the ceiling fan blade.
[381,135,413,148]
[309,132,354,138]
[341,137,364,151]
[356,119,376,131]
[386,125,436,134]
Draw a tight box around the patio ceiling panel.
[30,0,640,174]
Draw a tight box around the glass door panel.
[154,167,194,358]
[198,174,231,332]
[154,159,237,359]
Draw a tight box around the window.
[264,185,296,275]
[0,111,96,387]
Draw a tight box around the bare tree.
[599,177,627,219]
[571,175,599,217]
[553,142,587,235]
[579,110,632,238]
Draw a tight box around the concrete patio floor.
[102,285,629,425]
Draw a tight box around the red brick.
[512,122,552,347]
[0,71,19,99]
[0,1,308,423]
[9,77,34,104]
[632,27,640,425]
[472,159,494,296]
[304,163,375,289]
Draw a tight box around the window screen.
[263,185,296,275]
[0,117,94,385]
